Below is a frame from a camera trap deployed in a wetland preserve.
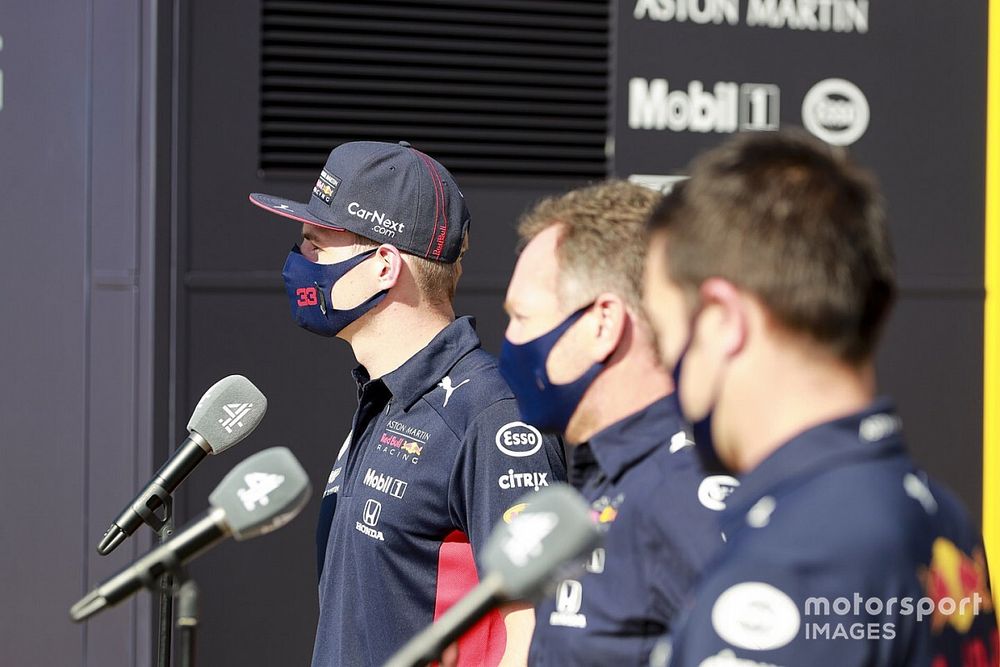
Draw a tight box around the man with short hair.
[498,181,730,666]
[250,140,566,666]
[642,131,998,665]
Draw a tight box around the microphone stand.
[154,497,174,667]
[176,579,199,667]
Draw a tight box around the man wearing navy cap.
[643,131,998,665]
[498,181,730,666]
[250,141,566,666]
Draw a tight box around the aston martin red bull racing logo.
[376,427,426,465]
[379,433,423,454]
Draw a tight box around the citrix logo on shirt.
[497,468,549,491]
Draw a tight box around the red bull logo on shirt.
[401,441,423,456]
[590,494,624,525]
[920,538,994,635]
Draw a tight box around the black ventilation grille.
[259,0,610,179]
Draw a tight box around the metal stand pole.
[176,579,199,667]
[156,497,174,667]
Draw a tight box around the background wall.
[0,1,989,665]
[0,0,171,664]
[613,0,989,520]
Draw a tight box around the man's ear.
[698,278,748,357]
[589,292,628,363]
[374,244,403,289]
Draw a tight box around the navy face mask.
[670,307,731,474]
[499,304,607,434]
[281,245,388,337]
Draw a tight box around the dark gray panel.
[86,287,142,666]
[613,2,988,291]
[90,0,139,276]
[182,291,348,667]
[184,0,263,273]
[0,1,166,665]
[612,2,987,520]
[0,1,90,665]
[876,293,985,523]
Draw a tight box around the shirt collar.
[720,396,906,530]
[586,394,683,482]
[352,316,482,411]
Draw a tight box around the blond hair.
[518,180,662,309]
[351,233,465,306]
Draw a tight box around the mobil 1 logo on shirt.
[495,422,543,458]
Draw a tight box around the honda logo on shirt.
[557,580,583,614]
[550,579,588,628]
[363,499,382,527]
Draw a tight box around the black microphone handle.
[106,433,211,540]
[155,432,212,495]
[102,508,227,605]
[72,508,227,622]
[383,571,505,667]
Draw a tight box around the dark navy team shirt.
[665,399,999,667]
[529,396,731,666]
[310,317,567,667]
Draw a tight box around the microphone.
[383,484,602,667]
[71,446,310,622]
[97,375,268,555]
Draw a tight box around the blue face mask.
[499,304,607,434]
[281,245,388,337]
[670,308,730,474]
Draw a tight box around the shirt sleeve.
[447,397,567,560]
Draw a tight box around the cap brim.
[248,193,346,231]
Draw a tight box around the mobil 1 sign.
[612,0,990,521]
[625,76,867,144]
[613,0,877,175]
[611,0,987,285]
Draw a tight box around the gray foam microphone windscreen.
[187,375,268,453]
[208,446,311,540]
[482,483,602,601]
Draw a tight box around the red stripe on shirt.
[433,530,506,667]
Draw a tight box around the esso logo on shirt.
[495,421,543,458]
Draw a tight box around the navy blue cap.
[250,141,470,263]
